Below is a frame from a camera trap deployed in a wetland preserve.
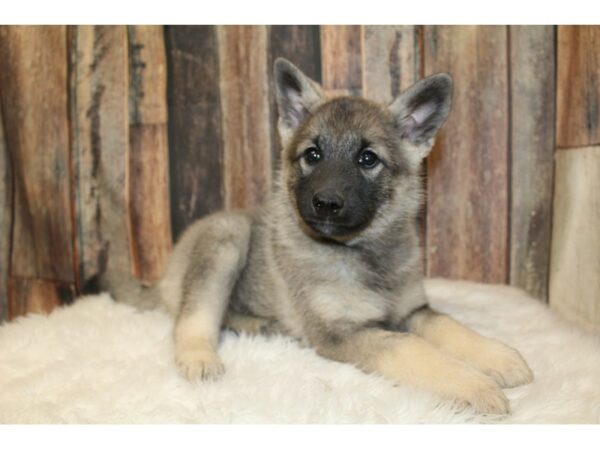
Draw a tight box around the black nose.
[312,191,344,217]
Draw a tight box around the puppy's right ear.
[274,58,325,145]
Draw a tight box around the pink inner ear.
[286,89,305,128]
[410,101,436,126]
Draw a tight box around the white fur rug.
[1,278,599,424]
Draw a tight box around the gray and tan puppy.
[105,58,533,415]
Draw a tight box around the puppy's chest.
[298,259,402,326]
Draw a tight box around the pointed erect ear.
[274,57,325,145]
[389,73,453,158]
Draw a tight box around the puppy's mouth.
[302,218,364,242]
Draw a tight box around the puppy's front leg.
[172,216,252,381]
[407,306,533,388]
[313,328,509,415]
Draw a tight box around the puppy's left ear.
[274,57,325,146]
[389,73,453,158]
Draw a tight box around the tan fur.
[312,328,509,414]
[408,309,534,388]
[174,311,224,380]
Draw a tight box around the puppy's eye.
[303,147,322,165]
[357,149,379,168]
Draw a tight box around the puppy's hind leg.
[223,311,284,337]
[173,214,252,381]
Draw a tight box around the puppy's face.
[273,58,453,244]
[285,98,410,241]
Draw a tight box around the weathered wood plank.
[129,125,171,281]
[165,26,224,240]
[270,26,322,82]
[320,25,363,96]
[128,25,168,125]
[269,25,321,165]
[424,26,509,283]
[509,26,556,302]
[556,26,600,148]
[0,104,11,322]
[0,26,74,284]
[8,277,75,320]
[362,25,422,104]
[127,26,172,282]
[549,146,600,332]
[71,26,132,284]
[218,25,272,210]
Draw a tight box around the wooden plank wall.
[0,25,598,332]
[0,26,77,318]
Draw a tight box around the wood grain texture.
[165,26,224,240]
[424,26,509,283]
[509,26,556,302]
[556,26,600,148]
[269,25,321,164]
[362,25,422,104]
[8,277,75,320]
[128,26,172,282]
[129,125,171,281]
[320,25,363,96]
[0,26,74,283]
[549,146,600,332]
[0,105,11,322]
[71,26,132,284]
[218,25,272,210]
[128,26,168,125]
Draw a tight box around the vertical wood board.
[424,26,509,283]
[549,146,600,332]
[165,26,224,240]
[71,25,132,284]
[128,25,172,281]
[509,25,556,302]
[0,26,74,283]
[320,25,363,96]
[218,25,272,210]
[556,26,600,148]
[362,25,422,104]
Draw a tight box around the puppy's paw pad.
[175,348,225,381]
[482,343,534,388]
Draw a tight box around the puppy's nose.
[312,191,344,217]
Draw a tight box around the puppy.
[104,58,533,415]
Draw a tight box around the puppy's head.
[274,58,452,244]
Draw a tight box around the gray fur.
[103,58,534,414]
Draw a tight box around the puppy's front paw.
[175,345,225,381]
[476,341,534,388]
[457,371,510,415]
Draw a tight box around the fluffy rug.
[0,278,599,424]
